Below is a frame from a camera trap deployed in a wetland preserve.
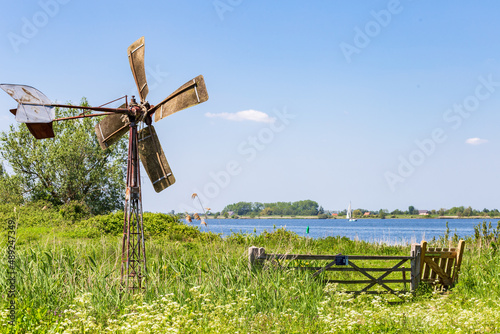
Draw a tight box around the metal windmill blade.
[138,125,175,192]
[128,36,149,103]
[150,75,208,122]
[94,103,130,149]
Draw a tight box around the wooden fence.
[248,244,422,295]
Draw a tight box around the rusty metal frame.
[120,116,147,292]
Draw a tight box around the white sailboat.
[347,201,357,222]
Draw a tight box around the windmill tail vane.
[1,36,209,293]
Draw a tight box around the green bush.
[80,211,217,241]
[144,212,200,240]
[253,227,300,245]
[82,212,123,235]
[0,200,63,229]
[59,200,91,224]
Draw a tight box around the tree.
[224,200,320,216]
[252,202,264,213]
[463,206,472,217]
[0,99,127,214]
[408,206,416,215]
[294,200,319,216]
[0,164,23,204]
[223,201,254,215]
[261,207,273,216]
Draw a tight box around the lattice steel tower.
[120,112,147,292]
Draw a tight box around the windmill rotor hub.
[125,93,149,123]
[129,105,141,115]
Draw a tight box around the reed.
[1,221,500,332]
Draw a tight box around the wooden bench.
[419,240,465,289]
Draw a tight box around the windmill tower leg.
[121,119,147,292]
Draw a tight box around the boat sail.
[347,201,357,222]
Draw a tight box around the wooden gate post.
[248,246,265,270]
[410,243,422,292]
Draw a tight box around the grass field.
[1,211,500,333]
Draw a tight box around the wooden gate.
[420,240,465,289]
[248,245,422,295]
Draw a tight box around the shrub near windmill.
[1,36,209,293]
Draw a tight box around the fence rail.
[259,254,414,260]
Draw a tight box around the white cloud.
[465,137,489,145]
[205,109,275,123]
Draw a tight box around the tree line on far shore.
[220,200,323,218]
[353,206,500,219]
[207,202,500,219]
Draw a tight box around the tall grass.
[1,220,500,332]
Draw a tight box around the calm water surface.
[187,218,499,244]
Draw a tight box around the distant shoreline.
[205,215,499,220]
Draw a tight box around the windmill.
[1,36,209,292]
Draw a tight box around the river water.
[186,218,499,244]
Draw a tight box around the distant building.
[227,211,234,216]
[418,210,429,215]
[363,212,370,216]
[331,213,338,216]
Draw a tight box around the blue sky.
[2,1,500,213]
